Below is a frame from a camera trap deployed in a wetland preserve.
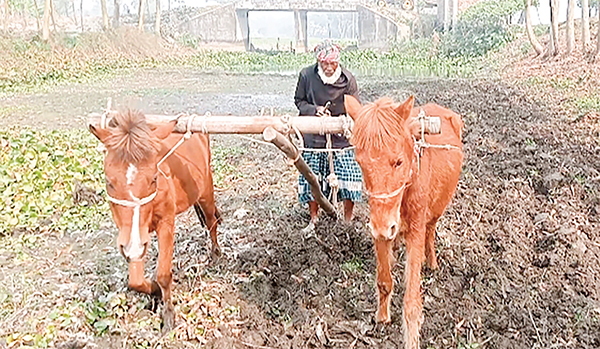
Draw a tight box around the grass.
[0,128,243,236]
[573,94,600,117]
[0,31,483,95]
[0,127,107,234]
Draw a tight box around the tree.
[154,0,160,35]
[596,1,600,56]
[42,0,51,40]
[582,0,590,53]
[548,0,560,56]
[2,0,9,32]
[138,0,145,32]
[526,0,545,55]
[79,0,83,32]
[113,0,119,27]
[566,0,575,55]
[100,0,109,30]
[32,0,42,31]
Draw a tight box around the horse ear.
[153,120,177,140]
[344,95,362,121]
[394,95,415,120]
[89,124,110,143]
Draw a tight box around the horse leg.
[424,220,439,270]
[197,198,221,259]
[128,260,161,296]
[374,238,395,323]
[403,230,425,349]
[156,221,175,332]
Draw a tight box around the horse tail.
[448,112,464,141]
[215,206,222,223]
[193,203,222,228]
[193,203,207,228]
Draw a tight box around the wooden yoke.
[263,127,337,217]
[88,112,352,135]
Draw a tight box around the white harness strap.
[366,178,410,200]
[106,190,157,207]
[106,191,158,260]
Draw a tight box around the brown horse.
[89,110,221,331]
[344,95,463,348]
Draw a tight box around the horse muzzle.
[119,241,149,262]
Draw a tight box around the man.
[294,40,363,231]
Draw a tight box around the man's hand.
[316,106,327,116]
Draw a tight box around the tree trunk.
[566,0,575,55]
[71,0,77,26]
[33,0,42,31]
[50,0,57,33]
[596,2,600,56]
[451,0,458,28]
[582,0,590,53]
[42,0,51,40]
[79,0,83,32]
[548,0,560,56]
[138,0,145,32]
[526,0,545,56]
[2,0,9,32]
[100,0,109,30]
[113,0,119,27]
[154,0,160,35]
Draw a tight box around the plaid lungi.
[298,148,363,204]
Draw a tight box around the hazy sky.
[82,0,586,27]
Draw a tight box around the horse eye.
[152,174,158,183]
[105,178,114,188]
[392,159,403,168]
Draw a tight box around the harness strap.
[156,113,196,178]
[106,190,157,207]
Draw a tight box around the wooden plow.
[88,112,354,218]
[88,110,441,219]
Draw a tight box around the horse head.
[89,111,177,262]
[345,95,417,241]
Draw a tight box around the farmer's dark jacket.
[294,63,359,149]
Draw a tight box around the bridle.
[103,113,196,209]
[366,178,411,201]
[364,108,461,201]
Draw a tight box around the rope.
[197,111,210,134]
[156,114,196,178]
[281,114,292,135]
[106,190,157,208]
[100,98,112,129]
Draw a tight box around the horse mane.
[105,110,159,164]
[352,97,406,150]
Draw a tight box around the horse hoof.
[161,306,175,333]
[376,311,391,324]
[211,246,222,260]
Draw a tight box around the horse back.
[410,103,464,221]
[161,132,214,212]
[412,103,464,146]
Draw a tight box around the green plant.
[210,145,245,188]
[441,0,523,58]
[341,257,364,273]
[0,128,107,234]
[574,94,600,116]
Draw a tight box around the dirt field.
[0,70,599,348]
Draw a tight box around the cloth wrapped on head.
[314,40,340,63]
